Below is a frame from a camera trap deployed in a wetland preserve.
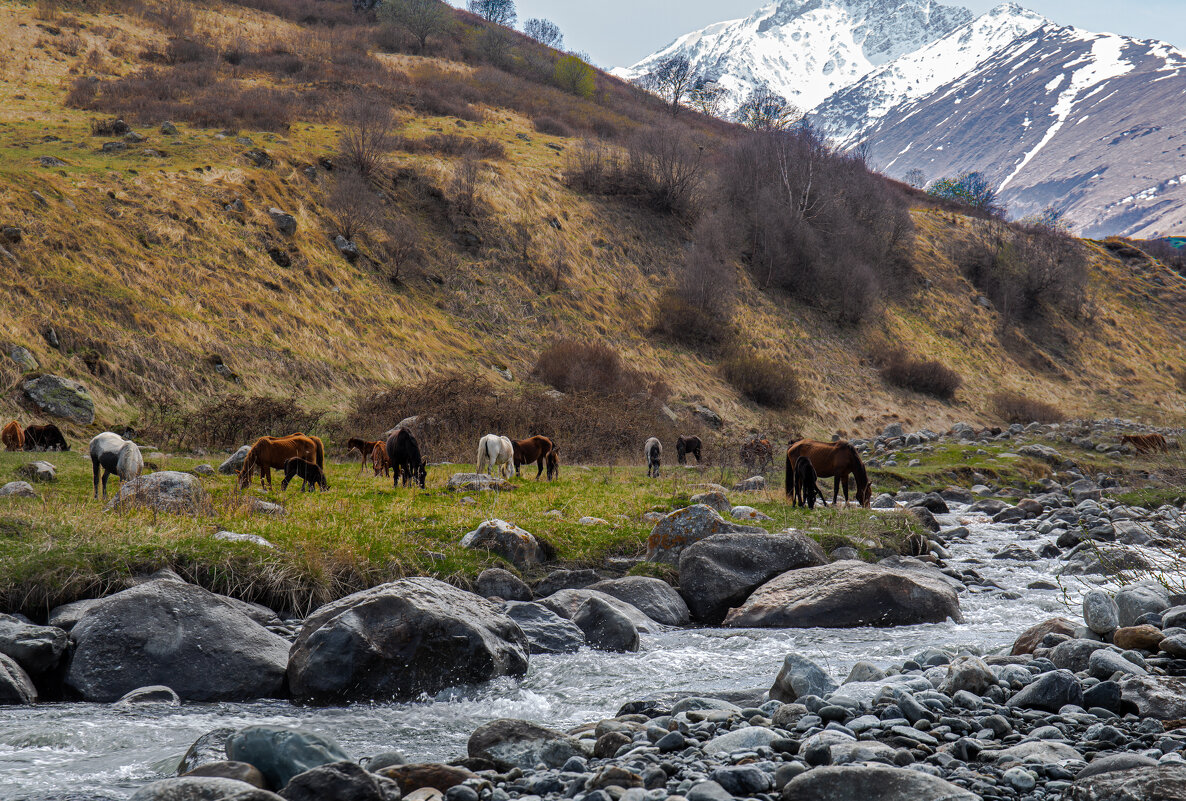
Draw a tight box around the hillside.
[1,0,1186,457]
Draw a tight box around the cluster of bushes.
[990,390,1064,424]
[875,346,961,401]
[721,352,801,410]
[144,394,325,452]
[393,133,507,160]
[531,340,656,397]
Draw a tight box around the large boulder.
[537,589,664,633]
[572,596,639,652]
[107,471,207,514]
[587,576,690,626]
[1115,582,1170,627]
[769,653,838,702]
[1067,765,1186,801]
[226,726,350,790]
[21,374,94,424]
[781,765,979,801]
[288,578,529,703]
[461,520,544,567]
[645,505,765,565]
[722,560,963,628]
[179,729,237,775]
[503,601,585,654]
[1012,617,1077,655]
[0,614,68,674]
[475,568,532,601]
[467,719,589,770]
[1118,676,1186,719]
[129,777,282,800]
[278,761,400,801]
[65,578,288,703]
[16,460,55,482]
[677,531,828,623]
[0,653,37,704]
[219,445,251,475]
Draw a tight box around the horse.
[741,437,774,474]
[371,441,391,477]
[23,424,69,451]
[347,437,384,475]
[1,421,23,452]
[387,429,427,488]
[645,437,662,478]
[89,432,144,501]
[546,449,560,481]
[238,434,321,490]
[513,435,555,480]
[476,434,515,479]
[280,457,329,492]
[786,439,872,507]
[676,435,702,465]
[791,456,829,510]
[1121,433,1169,454]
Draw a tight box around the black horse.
[280,457,329,492]
[24,424,69,451]
[386,429,427,489]
[792,456,829,510]
[676,435,702,465]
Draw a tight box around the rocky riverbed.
[2,422,1186,800]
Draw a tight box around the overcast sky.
[449,1,1186,67]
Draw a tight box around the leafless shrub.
[532,340,642,396]
[652,212,735,348]
[378,215,422,283]
[328,169,382,240]
[533,116,572,137]
[876,346,961,400]
[990,391,1064,424]
[146,394,325,451]
[625,121,704,217]
[449,153,483,216]
[721,352,801,409]
[339,99,395,177]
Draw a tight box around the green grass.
[0,451,924,618]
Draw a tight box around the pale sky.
[449,1,1186,68]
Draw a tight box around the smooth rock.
[572,596,639,652]
[1083,591,1120,635]
[502,601,585,654]
[770,653,838,702]
[226,726,350,790]
[129,777,282,800]
[781,765,979,801]
[106,471,206,514]
[475,568,532,602]
[461,520,543,567]
[278,760,400,801]
[645,505,765,565]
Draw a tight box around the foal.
[280,457,329,492]
[792,456,829,509]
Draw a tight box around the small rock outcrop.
[645,505,765,565]
[21,374,95,424]
[106,471,207,514]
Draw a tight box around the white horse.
[89,432,144,501]
[476,434,515,479]
[645,437,663,478]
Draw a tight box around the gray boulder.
[587,576,689,626]
[1088,649,1146,680]
[503,602,585,654]
[467,719,589,770]
[268,208,297,235]
[1076,753,1160,780]
[287,578,529,703]
[461,520,543,567]
[690,491,730,513]
[107,471,207,514]
[533,569,600,597]
[1118,676,1186,719]
[537,589,663,633]
[278,761,400,801]
[0,653,36,705]
[723,560,962,628]
[475,568,532,601]
[1067,765,1186,801]
[129,777,282,800]
[219,446,251,475]
[1052,639,1112,672]
[226,726,349,790]
[702,727,783,755]
[114,685,181,706]
[1115,582,1170,627]
[0,481,38,499]
[178,729,236,776]
[677,530,827,623]
[8,346,37,371]
[21,374,94,424]
[1060,547,1153,576]
[65,578,289,702]
[0,614,68,674]
[1083,590,1120,635]
[572,596,639,652]
[769,653,838,702]
[645,505,765,565]
[938,655,996,696]
[781,765,979,801]
[1007,669,1083,712]
[447,473,514,492]
[16,460,55,482]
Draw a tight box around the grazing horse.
[238,434,320,490]
[791,456,829,510]
[546,449,560,481]
[476,434,515,479]
[371,441,391,477]
[1121,433,1169,454]
[676,435,702,465]
[347,437,384,475]
[513,435,556,480]
[1,421,23,452]
[786,439,872,507]
[387,429,427,488]
[645,437,662,478]
[23,424,69,451]
[280,457,329,492]
[740,437,774,474]
[89,432,144,501]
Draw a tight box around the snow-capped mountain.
[612,0,973,113]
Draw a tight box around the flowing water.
[0,505,1106,799]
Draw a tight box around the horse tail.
[313,436,324,469]
[785,447,794,498]
[476,437,488,474]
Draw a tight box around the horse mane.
[843,441,869,488]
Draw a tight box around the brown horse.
[512,435,556,480]
[1,421,23,452]
[23,423,69,451]
[546,449,560,481]
[347,437,385,475]
[371,441,391,477]
[786,439,872,507]
[1121,433,1169,454]
[239,433,322,490]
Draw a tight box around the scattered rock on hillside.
[219,445,251,474]
[214,530,274,548]
[0,481,37,499]
[106,471,206,514]
[645,505,765,565]
[246,498,286,517]
[692,405,722,428]
[732,476,766,492]
[242,148,272,167]
[462,520,544,567]
[160,121,179,135]
[8,346,37,371]
[16,460,55,482]
[334,235,359,262]
[21,374,95,424]
[268,208,297,235]
[447,473,515,492]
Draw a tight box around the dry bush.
[990,391,1064,425]
[533,116,572,137]
[146,0,195,36]
[394,133,505,159]
[876,347,961,400]
[328,169,382,240]
[653,212,735,349]
[532,340,642,395]
[339,99,395,177]
[721,352,801,409]
[449,153,483,216]
[147,394,325,451]
[377,215,422,283]
[164,37,216,65]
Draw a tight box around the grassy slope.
[0,0,1184,449]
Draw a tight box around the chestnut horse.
[239,433,322,490]
[1121,433,1169,454]
[512,435,555,480]
[347,437,384,475]
[785,439,872,507]
[1,421,23,452]
[371,441,391,477]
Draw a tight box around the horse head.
[416,458,428,489]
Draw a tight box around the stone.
[268,208,297,235]
[1007,669,1083,712]
[106,471,207,514]
[572,596,639,652]
[1013,617,1078,655]
[781,765,979,801]
[686,781,731,801]
[129,778,282,800]
[990,740,1083,765]
[690,491,731,513]
[1089,649,1146,679]
[8,346,37,371]
[1119,676,1186,719]
[1082,680,1124,713]
[1067,765,1186,800]
[537,589,663,633]
[1002,766,1037,791]
[733,476,766,492]
[21,374,94,424]
[1083,590,1120,635]
[178,728,236,775]
[0,653,36,705]
[66,578,289,702]
[844,662,885,684]
[0,614,68,674]
[226,726,349,790]
[468,719,588,770]
[246,498,286,517]
[723,560,962,628]
[113,685,180,706]
[1113,624,1164,651]
[1060,547,1153,576]
[333,235,360,262]
[910,493,950,514]
[533,569,600,597]
[0,481,37,499]
[770,653,838,702]
[645,505,765,565]
[939,655,996,696]
[214,531,274,548]
[219,445,251,475]
[161,121,179,135]
[288,578,529,703]
[446,473,514,492]
[730,505,772,521]
[183,761,267,788]
[1115,582,1170,627]
[475,568,531,601]
[710,765,773,795]
[1076,753,1160,780]
[587,576,690,626]
[1020,444,1063,464]
[702,726,783,755]
[692,405,722,428]
[461,520,543,567]
[278,760,400,801]
[678,530,828,623]
[502,601,585,654]
[376,763,477,794]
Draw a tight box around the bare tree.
[339,99,395,177]
[687,76,727,118]
[328,169,381,240]
[450,153,483,216]
[904,168,928,189]
[380,214,422,283]
[468,0,515,26]
[378,0,451,53]
[735,85,801,131]
[643,55,694,114]
[523,18,563,49]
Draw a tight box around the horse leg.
[101,469,110,502]
[92,457,101,500]
[833,476,841,506]
[842,475,850,505]
[535,457,544,480]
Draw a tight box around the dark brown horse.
[546,449,560,481]
[676,435,702,465]
[239,434,322,490]
[386,429,427,489]
[280,457,329,492]
[1,421,23,452]
[791,455,829,509]
[371,441,391,477]
[512,435,555,480]
[23,424,69,451]
[786,439,872,507]
[347,437,384,475]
